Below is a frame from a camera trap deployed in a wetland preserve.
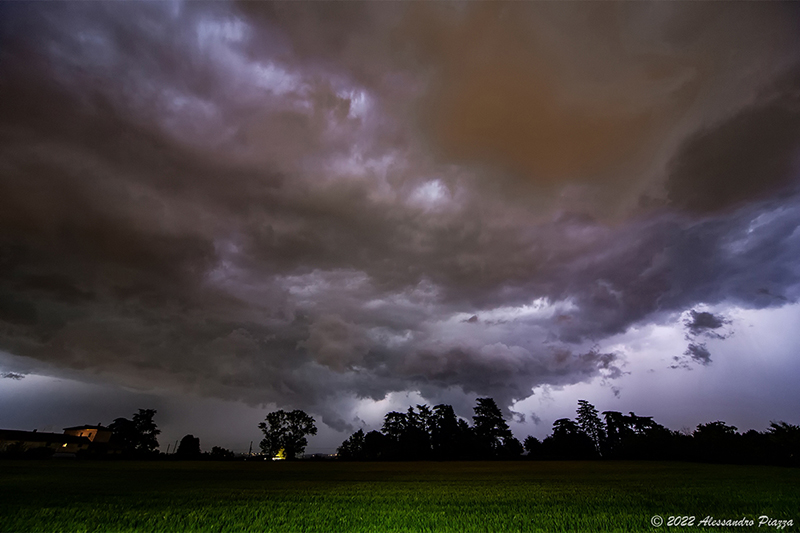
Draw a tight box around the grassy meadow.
[0,460,797,532]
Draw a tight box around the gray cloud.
[298,315,371,372]
[671,309,733,370]
[667,67,800,213]
[685,343,712,366]
[684,310,730,339]
[1,2,800,428]
[672,343,712,369]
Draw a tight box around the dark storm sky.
[2,2,800,451]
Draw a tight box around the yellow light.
[62,443,68,447]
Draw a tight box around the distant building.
[0,429,91,455]
[63,425,112,444]
[1,424,114,456]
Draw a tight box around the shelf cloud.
[1,2,799,433]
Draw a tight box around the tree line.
[333,398,799,466]
[108,409,237,459]
[14,400,796,466]
[337,398,521,460]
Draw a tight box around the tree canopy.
[109,408,160,456]
[576,399,605,456]
[176,434,201,458]
[66,400,800,466]
[472,397,519,458]
[335,397,800,466]
[337,397,519,461]
[258,409,317,460]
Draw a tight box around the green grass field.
[0,460,797,532]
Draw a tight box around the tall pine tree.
[576,400,606,456]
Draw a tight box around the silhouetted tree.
[431,404,470,459]
[133,409,160,453]
[576,400,606,456]
[500,436,524,459]
[210,446,235,459]
[600,410,672,459]
[363,430,388,460]
[740,429,772,464]
[543,418,596,459]
[381,411,405,441]
[670,428,694,462]
[402,405,433,459]
[258,409,317,460]
[176,434,201,458]
[627,413,672,459]
[601,411,633,458]
[416,404,437,437]
[380,410,407,460]
[472,397,514,458]
[767,421,800,465]
[338,429,391,460]
[109,409,160,456]
[108,417,138,454]
[337,429,366,460]
[349,400,522,461]
[330,397,800,465]
[379,406,434,460]
[693,421,739,463]
[523,436,543,459]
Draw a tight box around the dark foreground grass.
[0,460,797,532]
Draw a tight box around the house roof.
[63,425,110,431]
[0,429,91,444]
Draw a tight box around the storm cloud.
[1,2,800,429]
[667,69,800,213]
[684,310,730,339]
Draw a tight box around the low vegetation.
[1,461,797,532]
